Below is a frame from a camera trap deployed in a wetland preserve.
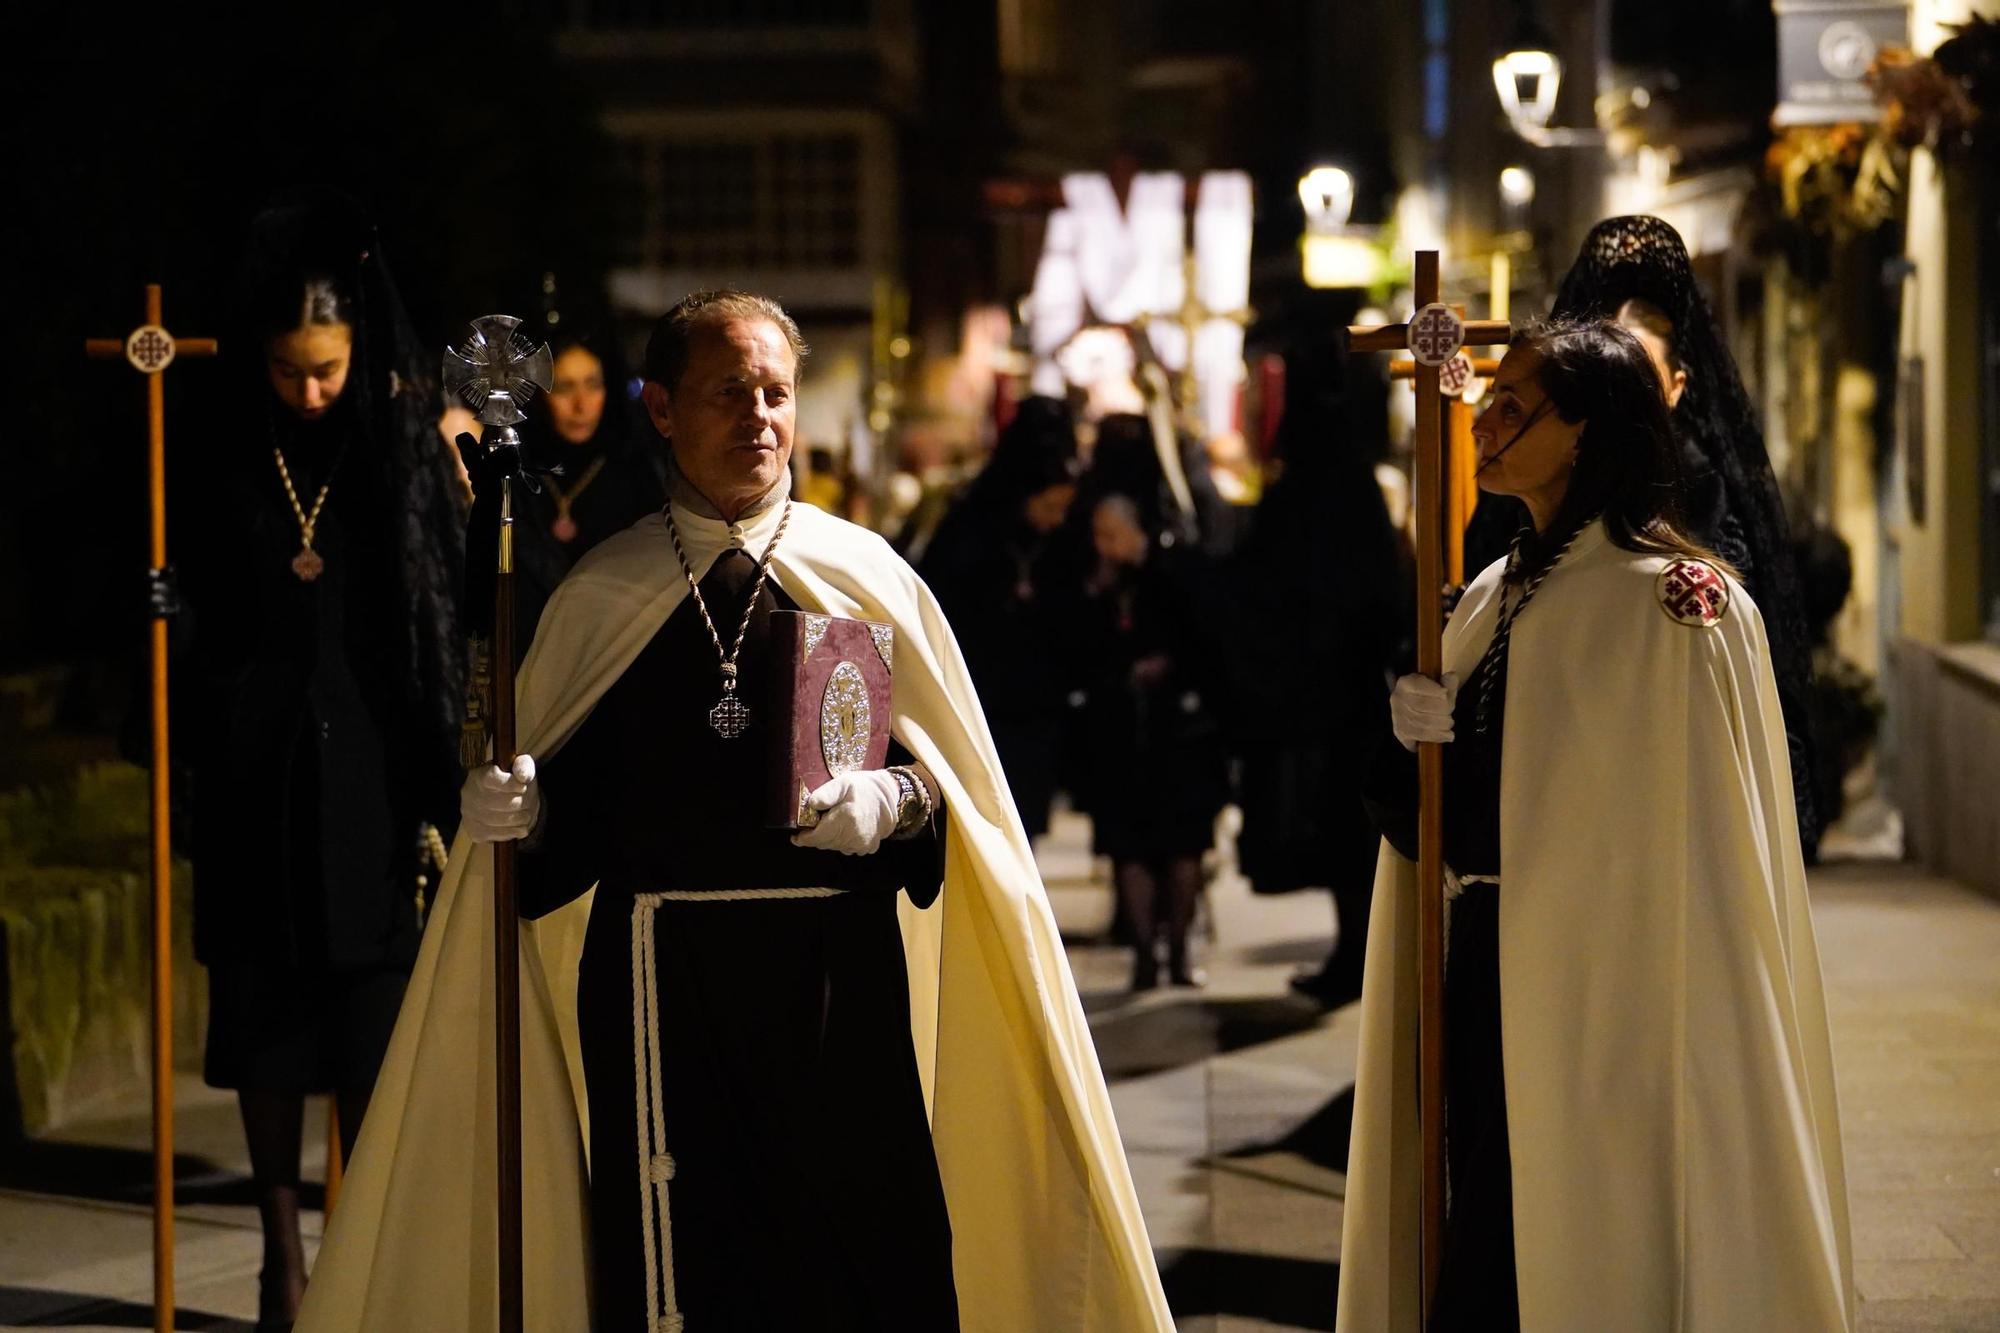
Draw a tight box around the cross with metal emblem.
[1387,336,1503,589]
[1343,251,1510,1322]
[84,284,217,1333]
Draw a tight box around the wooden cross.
[85,285,216,1333]
[1387,340,1501,586]
[1344,252,1509,1319]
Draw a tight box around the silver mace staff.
[444,314,553,1333]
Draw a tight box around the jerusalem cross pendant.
[709,690,751,739]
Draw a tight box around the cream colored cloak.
[297,498,1172,1331]
[1336,522,1853,1332]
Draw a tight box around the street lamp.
[1298,165,1355,231]
[1493,46,1561,131]
[1297,165,1382,290]
[1492,8,1604,147]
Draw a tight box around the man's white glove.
[791,769,901,856]
[1390,673,1458,751]
[460,755,540,843]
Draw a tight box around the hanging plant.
[1871,15,1992,158]
[1764,124,1902,240]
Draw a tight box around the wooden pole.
[142,284,176,1333]
[1407,253,1448,1318]
[1349,262,1510,1322]
[88,285,215,1333]
[1448,399,1477,586]
[492,480,523,1333]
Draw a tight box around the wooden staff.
[491,478,523,1333]
[446,314,551,1333]
[85,285,217,1333]
[1345,254,1508,1318]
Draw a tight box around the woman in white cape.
[1338,320,1852,1331]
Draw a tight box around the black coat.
[918,506,1081,839]
[511,417,666,664]
[186,416,458,971]
[1229,441,1403,895]
[1074,548,1231,860]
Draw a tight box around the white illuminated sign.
[1029,169,1253,439]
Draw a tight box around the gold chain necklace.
[273,446,338,582]
[544,454,608,543]
[664,500,793,738]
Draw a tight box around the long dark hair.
[1509,318,1730,581]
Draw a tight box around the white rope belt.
[630,886,846,1333]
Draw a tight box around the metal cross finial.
[443,313,554,427]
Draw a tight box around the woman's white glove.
[791,769,901,856]
[460,755,540,842]
[1390,673,1459,751]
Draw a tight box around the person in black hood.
[1547,215,1821,859]
[509,301,666,660]
[182,189,465,1330]
[1229,341,1404,1007]
[918,397,1081,840]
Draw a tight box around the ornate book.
[766,611,895,828]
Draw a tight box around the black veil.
[1553,215,1820,854]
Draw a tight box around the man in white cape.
[297,291,1171,1331]
[1336,517,1853,1320]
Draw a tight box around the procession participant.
[919,395,1083,842]
[184,191,465,1331]
[1076,492,1230,990]
[510,305,663,659]
[1339,320,1851,1332]
[296,290,1172,1332]
[1551,214,1822,858]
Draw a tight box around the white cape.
[298,499,1172,1331]
[1336,522,1853,1332]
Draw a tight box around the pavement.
[2,810,1996,1331]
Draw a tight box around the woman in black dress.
[1076,491,1231,990]
[185,193,464,1330]
[918,396,1081,841]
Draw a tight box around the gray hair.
[642,289,809,390]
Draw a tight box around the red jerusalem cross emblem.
[1407,303,1465,367]
[1656,558,1730,627]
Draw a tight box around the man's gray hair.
[642,289,810,390]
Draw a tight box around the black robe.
[918,506,1079,840]
[186,414,455,1089]
[1363,663,1520,1333]
[1074,547,1231,861]
[518,547,958,1332]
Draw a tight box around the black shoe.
[1168,959,1206,989]
[1131,952,1160,992]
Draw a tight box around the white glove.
[791,769,902,856]
[460,755,540,843]
[1390,673,1458,751]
